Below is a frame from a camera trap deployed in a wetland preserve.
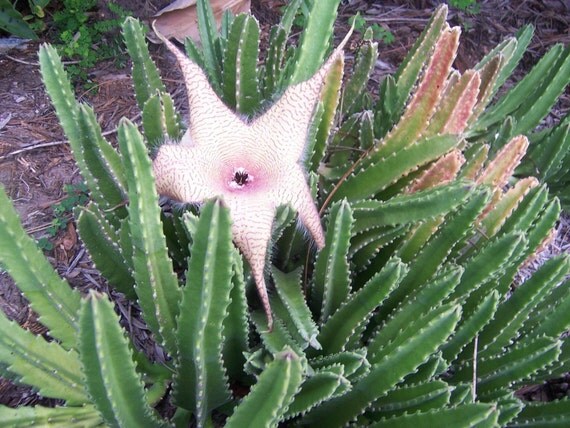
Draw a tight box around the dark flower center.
[234,169,249,186]
[229,167,254,189]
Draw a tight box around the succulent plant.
[0,1,569,426]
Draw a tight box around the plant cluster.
[0,0,50,39]
[0,0,131,82]
[0,0,569,426]
[348,13,394,45]
[448,0,480,13]
[52,0,131,82]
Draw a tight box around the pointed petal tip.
[326,26,353,66]
[340,24,355,51]
[315,233,326,250]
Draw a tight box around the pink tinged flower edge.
[152,26,350,330]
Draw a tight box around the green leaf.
[474,44,568,134]
[334,134,460,202]
[538,339,570,382]
[318,258,405,354]
[375,74,399,138]
[270,291,311,350]
[469,27,533,123]
[449,384,472,406]
[76,203,136,299]
[510,47,570,136]
[39,45,126,218]
[290,0,342,85]
[161,211,191,268]
[368,268,461,362]
[452,336,561,396]
[494,392,524,426]
[350,225,409,269]
[311,200,354,322]
[39,45,127,222]
[39,43,78,138]
[352,182,472,233]
[0,185,81,349]
[119,217,134,265]
[342,42,378,116]
[310,349,370,381]
[479,179,539,240]
[225,349,303,428]
[403,353,447,384]
[517,197,560,262]
[0,310,86,404]
[458,143,489,180]
[251,311,305,357]
[279,0,302,34]
[525,115,570,182]
[223,14,261,115]
[284,367,347,419]
[196,0,223,91]
[392,5,447,114]
[142,93,183,148]
[184,37,206,68]
[118,120,180,354]
[79,292,167,427]
[477,25,534,98]
[161,92,182,140]
[0,405,102,427]
[301,305,461,426]
[273,267,320,349]
[122,17,166,108]
[142,94,165,147]
[441,290,499,363]
[358,109,375,151]
[173,200,233,420]
[369,380,451,419]
[452,232,524,300]
[380,188,490,317]
[222,251,250,381]
[468,55,503,124]
[513,398,570,427]
[325,112,362,169]
[263,26,287,96]
[76,104,127,216]
[309,54,344,170]
[378,27,459,156]
[369,404,498,428]
[478,256,570,355]
[220,8,233,39]
[526,278,570,340]
[498,185,549,237]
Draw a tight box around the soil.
[0,0,569,408]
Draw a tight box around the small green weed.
[53,0,131,83]
[290,0,312,28]
[0,0,51,39]
[288,3,395,45]
[448,0,480,13]
[348,13,395,45]
[36,182,89,251]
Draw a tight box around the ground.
[0,0,569,406]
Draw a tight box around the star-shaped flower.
[153,30,347,330]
